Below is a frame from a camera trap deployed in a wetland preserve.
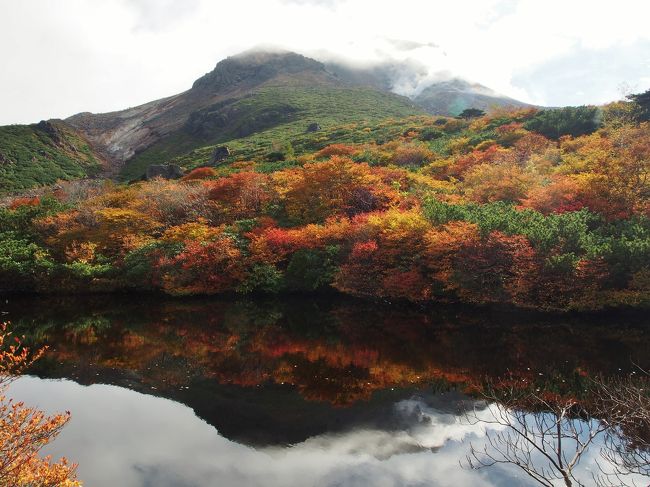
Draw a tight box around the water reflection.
[10,377,527,487]
[3,295,650,486]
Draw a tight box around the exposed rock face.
[145,164,183,180]
[209,146,231,165]
[306,123,321,132]
[66,96,186,164]
[185,100,298,140]
[35,120,63,145]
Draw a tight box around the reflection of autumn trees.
[44,322,468,404]
[26,299,650,406]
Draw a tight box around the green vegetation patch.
[0,122,102,194]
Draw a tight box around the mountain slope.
[326,60,532,116]
[66,51,340,166]
[0,120,104,194]
[121,84,424,180]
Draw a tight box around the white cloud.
[1,0,649,124]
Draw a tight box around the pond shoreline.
[3,288,650,324]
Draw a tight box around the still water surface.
[4,295,649,486]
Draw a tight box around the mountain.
[414,78,529,116]
[0,49,531,192]
[65,50,428,181]
[66,51,339,165]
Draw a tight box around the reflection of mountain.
[11,377,502,487]
[9,296,649,444]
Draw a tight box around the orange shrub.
[0,323,80,486]
[450,145,514,178]
[463,163,537,204]
[315,144,360,158]
[390,143,434,166]
[205,171,273,219]
[520,176,586,214]
[8,196,40,210]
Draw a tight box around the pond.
[3,295,650,486]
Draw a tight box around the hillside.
[66,51,342,166]
[120,85,424,181]
[326,60,531,116]
[2,98,649,311]
[117,54,530,180]
[0,120,104,194]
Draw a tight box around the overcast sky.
[1,0,650,125]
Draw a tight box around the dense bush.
[524,106,602,139]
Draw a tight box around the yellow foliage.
[162,221,223,243]
[64,241,98,264]
[366,208,430,241]
[474,140,497,151]
[463,163,538,203]
[447,136,473,155]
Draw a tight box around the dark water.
[4,295,650,486]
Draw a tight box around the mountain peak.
[191,50,327,92]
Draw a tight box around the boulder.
[306,122,321,132]
[145,164,184,180]
[209,146,231,165]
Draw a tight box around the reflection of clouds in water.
[282,396,499,463]
[10,377,524,487]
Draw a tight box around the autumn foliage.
[2,101,649,310]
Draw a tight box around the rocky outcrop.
[145,164,183,180]
[306,123,321,132]
[35,120,63,144]
[185,98,299,140]
[209,146,230,165]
